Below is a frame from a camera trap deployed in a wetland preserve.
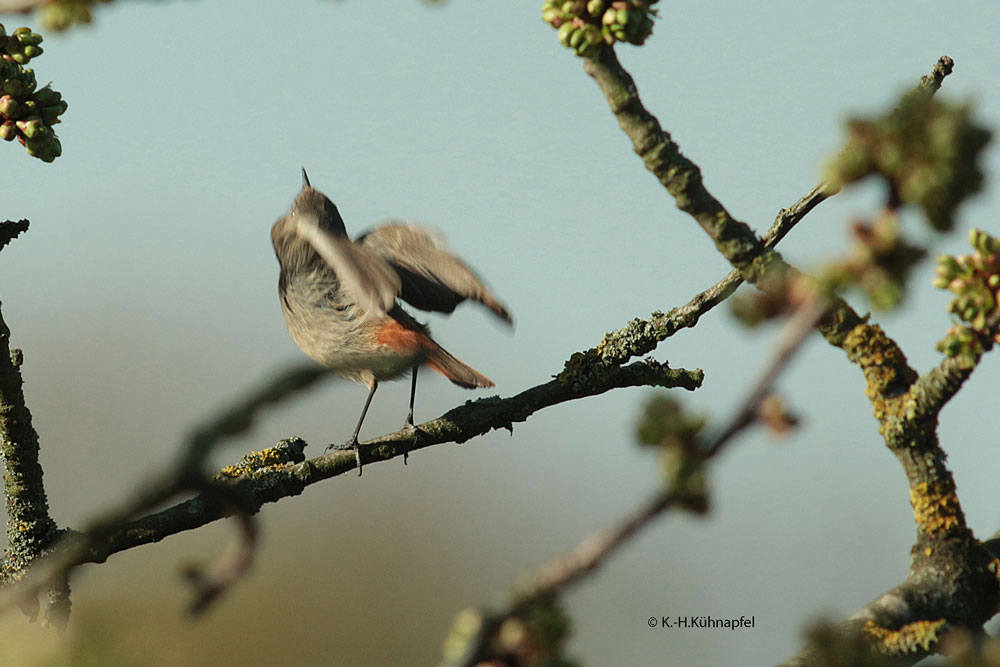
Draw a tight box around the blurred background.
[1,1,1000,664]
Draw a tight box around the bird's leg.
[405,365,418,428]
[401,365,424,464]
[327,381,378,476]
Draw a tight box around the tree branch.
[917,56,955,95]
[0,301,59,580]
[79,358,703,563]
[0,219,30,253]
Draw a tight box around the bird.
[271,169,512,474]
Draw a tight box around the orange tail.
[425,344,494,389]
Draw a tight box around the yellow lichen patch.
[595,337,608,355]
[17,520,32,533]
[216,465,243,479]
[842,323,914,416]
[909,481,962,535]
[924,547,933,557]
[863,618,948,654]
[215,446,293,480]
[240,447,288,468]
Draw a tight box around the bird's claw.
[326,438,363,476]
[400,421,426,465]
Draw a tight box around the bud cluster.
[1,25,43,64]
[441,597,576,667]
[541,0,658,58]
[826,91,991,232]
[934,228,1000,366]
[831,214,926,311]
[730,273,818,327]
[0,23,66,162]
[637,395,707,512]
[40,0,104,32]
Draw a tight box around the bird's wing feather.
[294,211,401,317]
[358,223,512,324]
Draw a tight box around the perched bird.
[271,170,512,473]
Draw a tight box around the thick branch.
[582,47,780,280]
[0,302,59,579]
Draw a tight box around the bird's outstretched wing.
[357,223,512,324]
[293,209,401,317]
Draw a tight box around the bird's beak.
[301,167,311,189]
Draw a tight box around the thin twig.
[516,492,675,598]
[519,297,827,601]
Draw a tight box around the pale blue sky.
[2,2,1000,665]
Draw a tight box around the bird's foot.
[326,437,363,476]
[400,419,425,465]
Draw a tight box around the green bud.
[569,26,585,48]
[561,0,575,12]
[39,108,61,124]
[586,0,604,16]
[12,27,30,38]
[20,69,36,94]
[602,7,617,24]
[0,120,16,141]
[22,45,41,59]
[933,266,954,285]
[557,21,575,45]
[970,227,984,251]
[25,135,60,162]
[15,116,46,139]
[0,95,18,118]
[982,230,1000,255]
[932,275,950,290]
[542,8,561,24]
[937,254,959,275]
[581,23,601,45]
[962,306,978,322]
[2,78,24,96]
[988,274,1000,289]
[34,86,61,105]
[16,31,42,46]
